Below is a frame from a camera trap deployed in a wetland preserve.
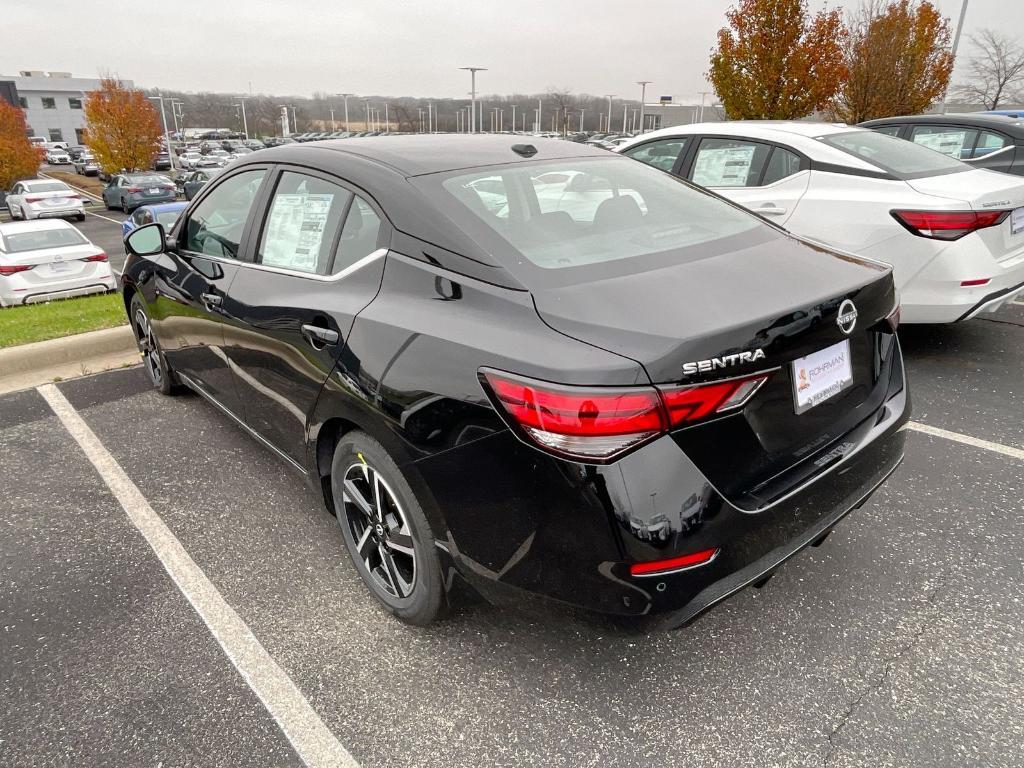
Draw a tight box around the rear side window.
[870,125,903,137]
[909,125,979,160]
[334,195,382,274]
[259,171,350,275]
[970,131,1011,159]
[690,138,771,187]
[761,147,804,185]
[622,138,689,172]
[184,169,266,259]
[817,130,967,178]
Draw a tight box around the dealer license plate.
[792,340,853,414]
[1011,207,1024,235]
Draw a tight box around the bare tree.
[953,29,1024,109]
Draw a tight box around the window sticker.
[913,131,968,159]
[262,193,334,272]
[692,146,756,187]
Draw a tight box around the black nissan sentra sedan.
[120,136,909,630]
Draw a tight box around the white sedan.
[0,219,116,306]
[6,179,86,222]
[617,122,1024,323]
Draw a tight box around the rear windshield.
[25,182,70,193]
[426,156,763,276]
[128,175,170,185]
[3,228,87,253]
[817,130,968,178]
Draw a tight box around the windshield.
[429,156,763,273]
[817,130,968,178]
[25,182,71,193]
[128,175,170,185]
[4,228,87,253]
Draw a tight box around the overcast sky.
[3,0,1017,100]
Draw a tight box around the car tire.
[129,295,179,396]
[104,197,114,211]
[76,213,85,222]
[331,432,445,626]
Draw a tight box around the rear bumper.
[24,204,85,220]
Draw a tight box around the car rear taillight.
[82,252,108,263]
[481,369,771,462]
[629,547,720,576]
[24,196,43,203]
[127,187,142,193]
[891,209,1010,241]
[0,264,33,275]
[960,278,991,287]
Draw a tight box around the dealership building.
[0,71,134,145]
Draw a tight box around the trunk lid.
[532,236,900,508]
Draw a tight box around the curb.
[0,325,136,377]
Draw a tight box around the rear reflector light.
[482,369,770,462]
[891,209,1010,241]
[82,252,108,263]
[960,278,991,287]
[0,264,33,275]
[630,547,720,576]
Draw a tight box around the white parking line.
[907,421,1024,461]
[37,384,359,768]
[86,210,124,225]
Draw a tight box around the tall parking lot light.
[636,81,651,134]
[605,95,615,135]
[236,97,249,139]
[459,67,486,133]
[147,96,175,173]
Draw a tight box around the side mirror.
[125,222,166,257]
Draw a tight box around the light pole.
[146,95,175,172]
[236,97,249,139]
[636,81,651,134]
[329,107,336,131]
[459,67,487,134]
[171,99,184,134]
[537,98,542,133]
[511,105,517,134]
[363,99,371,131]
[605,95,615,135]
[579,108,585,132]
[942,0,970,113]
[332,93,354,130]
[428,102,433,133]
[698,91,712,123]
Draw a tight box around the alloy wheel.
[341,461,417,599]
[133,307,163,387]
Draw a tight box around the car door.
[149,166,270,414]
[7,183,25,212]
[683,136,810,225]
[221,166,389,468]
[102,176,120,208]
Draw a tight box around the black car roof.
[263,134,609,176]
[860,113,1024,137]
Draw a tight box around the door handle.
[757,204,788,216]
[200,292,222,308]
[301,324,340,347]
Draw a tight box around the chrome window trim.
[180,247,388,282]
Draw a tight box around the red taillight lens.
[82,252,108,263]
[0,264,33,275]
[630,547,720,576]
[960,278,991,287]
[127,187,142,193]
[891,209,1010,241]
[659,374,769,426]
[24,196,43,203]
[482,369,770,461]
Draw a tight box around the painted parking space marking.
[86,210,123,225]
[907,421,1024,461]
[37,383,359,768]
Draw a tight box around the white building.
[0,70,134,145]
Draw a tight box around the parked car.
[205,149,232,165]
[121,202,188,239]
[67,145,89,161]
[243,139,266,150]
[102,173,177,212]
[44,147,71,164]
[858,113,1024,176]
[178,167,221,200]
[617,122,1024,323]
[229,147,255,159]
[0,219,115,306]
[119,136,908,629]
[6,179,85,221]
[152,150,172,171]
[73,153,101,176]
[178,151,204,170]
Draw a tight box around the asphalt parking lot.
[1,295,1021,766]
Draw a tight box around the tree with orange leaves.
[83,78,162,175]
[0,100,43,193]
[708,0,847,120]
[830,1,953,123]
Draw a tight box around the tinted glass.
[155,210,182,228]
[761,147,804,185]
[818,130,967,178]
[127,174,171,186]
[691,138,771,187]
[623,138,689,172]
[435,157,760,271]
[335,195,382,274]
[25,182,70,193]
[184,169,266,258]
[970,131,1010,159]
[258,171,350,275]
[4,228,87,253]
[909,125,979,160]
[871,125,903,137]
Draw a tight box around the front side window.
[622,138,689,173]
[690,138,771,187]
[41,97,56,109]
[909,125,979,160]
[259,171,350,275]
[817,130,967,178]
[184,169,266,259]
